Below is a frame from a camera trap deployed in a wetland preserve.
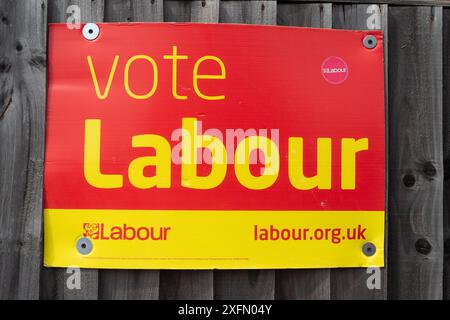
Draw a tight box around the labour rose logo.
[83,223,99,238]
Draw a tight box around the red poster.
[44,23,385,269]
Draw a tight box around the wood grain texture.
[99,270,159,299]
[159,270,214,300]
[274,1,331,300]
[47,0,104,23]
[105,0,163,22]
[213,0,276,300]
[158,0,219,300]
[277,2,331,28]
[98,0,164,300]
[388,6,444,300]
[333,3,387,30]
[219,0,276,25]
[40,0,104,300]
[443,7,450,300]
[330,4,388,300]
[164,0,219,22]
[281,0,450,7]
[275,268,331,300]
[40,268,98,300]
[0,0,47,300]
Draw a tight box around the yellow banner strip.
[44,209,384,269]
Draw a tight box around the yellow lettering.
[87,55,119,100]
[124,55,158,100]
[181,118,227,189]
[341,138,368,189]
[235,136,279,190]
[128,135,171,189]
[84,119,123,188]
[288,138,332,190]
[163,46,188,100]
[193,56,226,100]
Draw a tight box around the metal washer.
[76,237,93,255]
[82,23,100,41]
[363,35,377,49]
[362,242,376,257]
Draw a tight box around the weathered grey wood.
[274,2,331,300]
[40,0,104,300]
[48,0,104,23]
[164,0,191,21]
[219,0,276,25]
[158,0,218,300]
[40,268,98,300]
[281,0,450,7]
[330,4,388,300]
[99,270,158,299]
[277,2,331,28]
[333,3,387,30]
[0,0,47,300]
[105,0,163,22]
[388,6,444,300]
[275,269,331,300]
[213,1,275,300]
[213,270,274,300]
[159,270,213,299]
[164,0,219,22]
[97,0,163,300]
[443,7,450,300]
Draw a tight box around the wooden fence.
[0,0,449,300]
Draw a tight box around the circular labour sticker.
[321,56,349,85]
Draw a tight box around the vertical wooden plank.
[274,1,331,300]
[164,0,219,23]
[158,0,219,300]
[213,0,276,300]
[40,267,98,300]
[99,269,159,300]
[163,0,191,22]
[219,0,276,25]
[388,6,443,300]
[275,268,331,300]
[333,3,386,30]
[442,7,450,300]
[330,4,388,300]
[97,0,163,300]
[0,0,47,300]
[277,1,331,28]
[47,0,104,23]
[40,0,104,300]
[104,0,163,22]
